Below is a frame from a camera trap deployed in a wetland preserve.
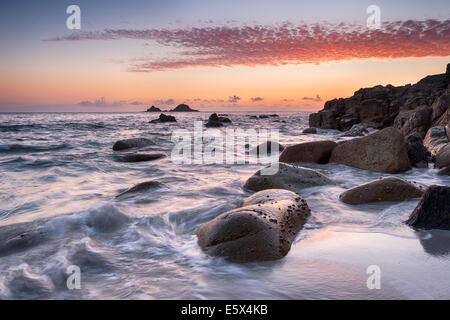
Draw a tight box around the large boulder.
[329,127,411,173]
[435,144,450,168]
[196,189,311,262]
[279,141,337,164]
[394,105,432,138]
[112,138,154,151]
[339,177,425,205]
[405,132,429,168]
[424,126,448,157]
[406,186,450,230]
[244,162,333,193]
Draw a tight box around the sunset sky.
[0,0,449,111]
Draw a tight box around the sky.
[0,0,449,112]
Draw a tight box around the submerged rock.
[196,189,311,262]
[149,114,177,123]
[435,144,450,169]
[279,141,337,164]
[250,141,284,156]
[302,127,317,134]
[406,132,429,168]
[116,181,164,198]
[244,162,333,193]
[112,138,155,151]
[118,153,166,162]
[329,127,411,173]
[406,186,450,230]
[339,177,425,205]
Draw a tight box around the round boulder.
[196,189,311,262]
[118,153,166,162]
[244,162,333,193]
[339,177,425,205]
[279,141,337,164]
[329,127,411,173]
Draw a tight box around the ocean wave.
[0,143,71,153]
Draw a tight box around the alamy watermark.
[66,5,81,30]
[66,265,81,290]
[366,265,381,290]
[367,5,381,30]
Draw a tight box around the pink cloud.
[45,20,450,72]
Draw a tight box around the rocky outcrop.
[279,141,337,164]
[424,126,448,157]
[169,104,199,112]
[329,127,411,173]
[244,162,333,193]
[406,132,429,168]
[435,144,450,169]
[309,63,449,136]
[118,153,166,162]
[406,186,450,230]
[250,141,284,156]
[339,177,425,205]
[205,113,231,127]
[116,181,164,198]
[112,138,154,151]
[149,114,177,123]
[196,189,311,262]
[146,106,161,112]
[336,124,369,137]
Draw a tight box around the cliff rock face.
[309,64,450,137]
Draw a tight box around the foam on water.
[0,111,449,299]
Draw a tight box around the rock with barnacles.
[197,189,311,262]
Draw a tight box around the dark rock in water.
[119,153,166,162]
[309,63,449,136]
[406,132,429,168]
[169,104,199,112]
[406,186,450,230]
[437,166,450,175]
[206,113,231,127]
[424,126,448,157]
[244,162,333,193]
[116,181,164,198]
[339,177,425,205]
[112,138,154,151]
[302,127,317,134]
[149,113,177,123]
[250,141,284,156]
[330,127,411,173]
[279,141,337,164]
[146,106,161,112]
[196,189,311,262]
